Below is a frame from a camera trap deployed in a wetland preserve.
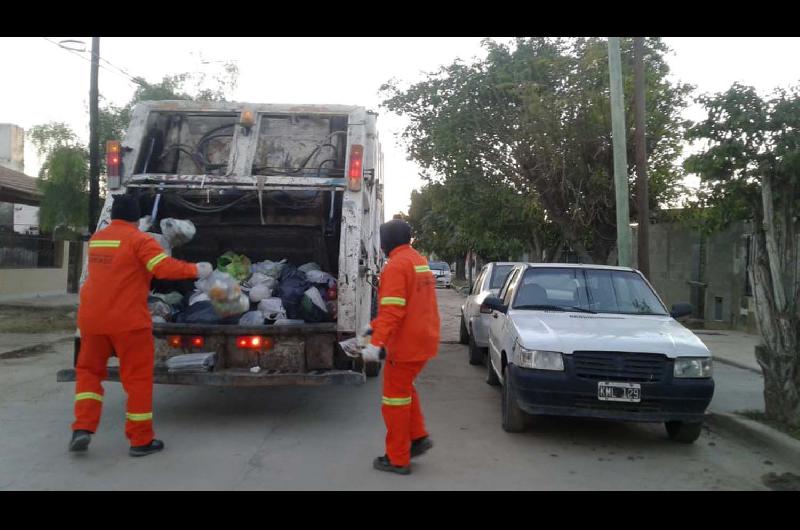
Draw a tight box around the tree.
[382,38,691,264]
[685,83,800,426]
[28,123,88,237]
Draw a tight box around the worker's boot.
[373,455,411,475]
[69,430,92,452]
[129,439,165,457]
[410,436,433,458]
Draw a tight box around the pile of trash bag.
[148,252,338,326]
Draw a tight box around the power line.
[42,37,143,89]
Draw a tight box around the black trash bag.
[175,301,240,325]
[275,265,311,320]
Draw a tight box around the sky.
[2,37,800,216]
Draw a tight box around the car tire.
[486,354,501,386]
[502,364,528,433]
[468,329,484,366]
[365,361,382,378]
[459,315,469,345]
[665,421,703,443]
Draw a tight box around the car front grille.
[571,351,669,383]
[572,397,662,413]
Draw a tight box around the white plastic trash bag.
[196,270,241,303]
[189,290,210,306]
[248,283,273,303]
[211,293,250,318]
[251,259,287,278]
[145,232,172,256]
[239,311,265,326]
[160,218,196,248]
[305,270,336,285]
[257,297,287,321]
[298,262,321,274]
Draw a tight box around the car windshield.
[512,268,668,316]
[489,265,514,289]
[429,262,450,272]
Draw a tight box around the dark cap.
[110,194,141,223]
[379,219,412,255]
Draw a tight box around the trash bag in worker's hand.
[160,218,196,248]
[196,270,241,303]
[217,251,252,282]
[145,232,172,256]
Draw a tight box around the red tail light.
[167,335,205,349]
[347,144,364,191]
[236,336,274,351]
[106,140,121,177]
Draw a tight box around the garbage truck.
[57,101,385,387]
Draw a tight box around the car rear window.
[489,265,514,289]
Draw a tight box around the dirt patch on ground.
[0,305,76,333]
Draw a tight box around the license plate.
[597,382,641,402]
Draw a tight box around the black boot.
[129,439,165,457]
[373,455,411,475]
[69,430,92,452]
[411,436,433,458]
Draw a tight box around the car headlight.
[514,347,564,371]
[674,357,713,378]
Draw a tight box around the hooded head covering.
[379,219,412,255]
[110,194,141,223]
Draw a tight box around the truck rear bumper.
[57,367,365,387]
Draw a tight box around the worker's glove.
[360,343,383,363]
[196,262,213,279]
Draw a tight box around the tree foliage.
[382,37,691,264]
[685,83,800,426]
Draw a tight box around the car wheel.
[486,353,500,386]
[665,421,703,443]
[468,328,484,366]
[502,364,528,433]
[365,361,382,378]
[459,315,469,345]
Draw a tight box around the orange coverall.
[369,243,440,466]
[73,219,198,446]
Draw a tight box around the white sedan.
[483,263,714,443]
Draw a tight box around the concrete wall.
[0,241,69,300]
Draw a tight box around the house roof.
[0,165,41,206]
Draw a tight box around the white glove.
[357,325,374,347]
[196,262,213,279]
[361,343,382,363]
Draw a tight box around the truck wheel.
[502,364,528,433]
[486,355,500,386]
[365,361,382,378]
[468,329,484,366]
[665,421,703,443]
[459,316,469,345]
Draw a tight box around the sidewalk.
[0,293,78,308]
[694,330,762,373]
[0,293,77,358]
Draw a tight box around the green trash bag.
[217,251,252,282]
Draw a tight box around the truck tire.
[459,315,469,345]
[665,421,703,443]
[365,361,382,378]
[468,329,484,366]
[502,364,528,433]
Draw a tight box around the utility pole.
[607,37,632,267]
[633,37,650,278]
[88,36,100,234]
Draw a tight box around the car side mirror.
[481,296,507,314]
[671,302,693,319]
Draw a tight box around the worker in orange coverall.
[360,219,440,475]
[69,194,213,457]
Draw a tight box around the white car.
[460,262,520,365]
[483,263,714,443]
[429,261,452,288]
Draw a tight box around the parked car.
[460,262,520,365]
[429,261,452,288]
[483,263,714,443]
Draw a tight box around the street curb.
[0,336,73,359]
[706,411,800,463]
[713,356,762,375]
